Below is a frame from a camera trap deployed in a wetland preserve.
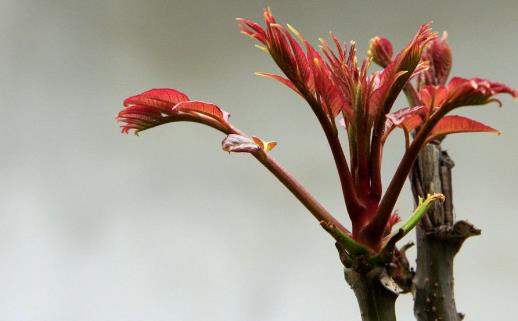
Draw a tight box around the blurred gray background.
[1,0,517,320]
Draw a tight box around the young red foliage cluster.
[119,89,231,134]
[117,8,517,253]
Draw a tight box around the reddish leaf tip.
[368,36,393,67]
[426,115,500,142]
[118,88,232,134]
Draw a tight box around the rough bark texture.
[410,143,481,321]
[344,266,398,321]
[336,244,399,321]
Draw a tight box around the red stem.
[231,125,351,234]
[178,113,351,234]
[304,96,365,216]
[369,109,391,201]
[252,149,351,233]
[363,107,449,242]
[369,80,421,201]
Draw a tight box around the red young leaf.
[446,77,518,108]
[119,89,231,134]
[283,24,314,92]
[418,31,452,86]
[384,212,401,236]
[117,104,175,134]
[426,115,500,142]
[237,18,268,44]
[123,88,189,110]
[382,106,426,143]
[239,10,314,96]
[369,22,437,119]
[386,106,426,126]
[410,60,431,80]
[368,36,393,67]
[222,134,260,153]
[401,114,424,132]
[420,78,518,112]
[419,85,449,110]
[239,9,347,119]
[173,101,230,127]
[255,72,302,96]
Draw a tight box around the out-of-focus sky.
[1,0,517,320]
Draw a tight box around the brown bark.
[410,143,481,321]
[337,244,399,321]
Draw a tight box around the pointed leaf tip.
[252,136,278,152]
[426,115,500,143]
[404,193,444,233]
[254,44,268,53]
[254,72,302,96]
[376,193,445,260]
[173,100,231,128]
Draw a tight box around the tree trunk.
[410,143,480,321]
[336,243,400,321]
[344,266,398,321]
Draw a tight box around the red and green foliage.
[117,8,517,257]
